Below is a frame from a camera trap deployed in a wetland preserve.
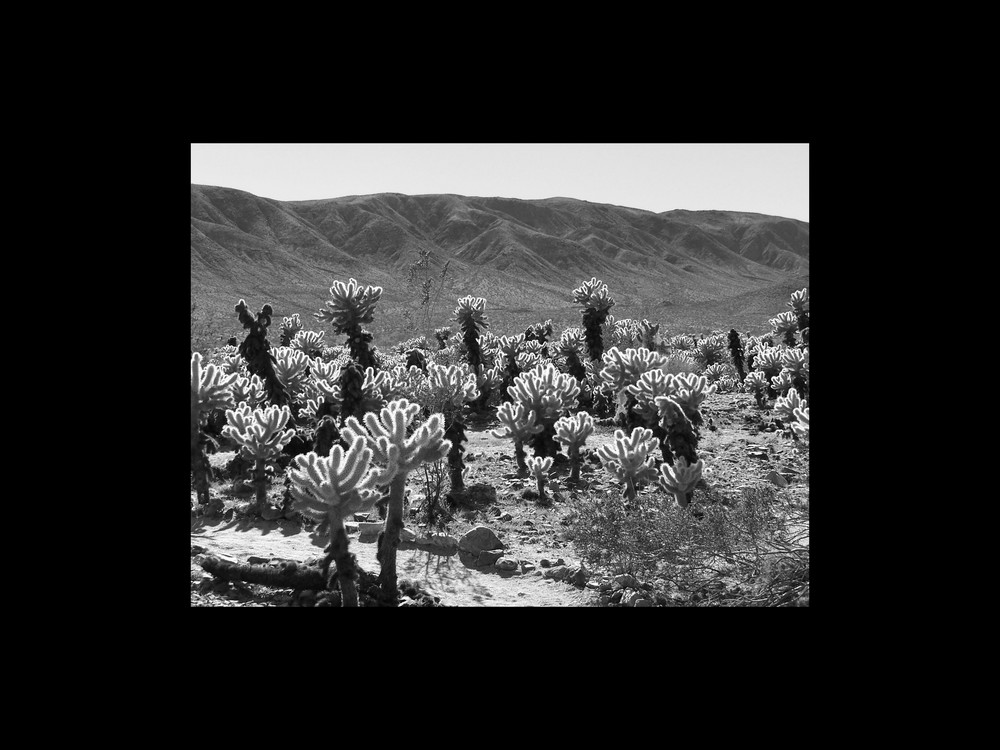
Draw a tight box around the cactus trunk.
[514,438,528,476]
[253,457,267,515]
[445,417,466,492]
[377,473,408,601]
[327,520,358,607]
[569,445,581,484]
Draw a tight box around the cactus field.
[192,280,809,607]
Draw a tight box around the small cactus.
[315,278,382,370]
[492,401,544,476]
[658,456,703,508]
[222,403,295,515]
[279,313,303,346]
[595,427,660,502]
[554,411,594,484]
[526,455,554,502]
[191,352,238,512]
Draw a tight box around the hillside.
[190,185,809,347]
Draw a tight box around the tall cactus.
[728,329,746,383]
[554,411,594,484]
[789,288,809,344]
[596,427,660,502]
[279,313,303,347]
[492,401,544,476]
[424,363,479,494]
[769,311,799,348]
[222,403,295,515]
[191,352,237,513]
[341,399,451,600]
[573,277,615,362]
[288,436,379,606]
[234,299,288,406]
[315,278,382,370]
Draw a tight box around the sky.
[190,143,809,223]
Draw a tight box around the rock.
[458,526,505,554]
[477,549,504,567]
[565,565,589,588]
[765,470,788,487]
[399,527,417,542]
[261,504,284,521]
[498,513,513,522]
[614,574,640,590]
[610,589,624,604]
[542,565,569,581]
[621,590,643,607]
[345,521,360,534]
[633,598,652,607]
[520,562,536,573]
[358,521,384,535]
[540,558,551,568]
[413,533,459,554]
[247,556,272,565]
[496,558,519,571]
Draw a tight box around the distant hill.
[191,185,809,348]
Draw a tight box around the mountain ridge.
[190,184,809,347]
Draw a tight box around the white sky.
[191,143,809,223]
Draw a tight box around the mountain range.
[191,184,809,347]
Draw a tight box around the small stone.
[458,526,505,554]
[539,558,551,568]
[399,527,416,542]
[610,590,624,604]
[765,470,788,487]
[498,513,513,522]
[621,590,643,607]
[543,565,569,581]
[614,574,640,590]
[496,558,519,571]
[261,504,284,521]
[633,598,652,607]
[477,549,504,567]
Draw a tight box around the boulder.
[458,526,505,554]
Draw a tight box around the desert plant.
[507,362,580,459]
[789,288,809,344]
[658,455,704,508]
[279,313,303,346]
[288,436,379,606]
[791,405,809,441]
[526,455,554,502]
[769,311,799,347]
[654,396,700,467]
[554,411,594,484]
[424,363,479,494]
[341,399,452,600]
[573,277,615,362]
[524,319,554,356]
[599,346,669,430]
[554,327,588,382]
[744,370,769,408]
[728,329,746,382]
[434,326,452,350]
[455,296,491,408]
[781,346,809,396]
[692,333,728,369]
[271,346,312,406]
[229,373,267,410]
[291,329,326,358]
[191,351,238,513]
[315,278,383,370]
[234,299,288,406]
[596,427,660,502]
[492,401,543,476]
[222,403,295,516]
[774,387,808,438]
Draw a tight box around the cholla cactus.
[668,334,694,351]
[788,288,809,343]
[596,427,660,502]
[279,313,303,346]
[753,346,784,398]
[658,456,704,508]
[744,370,769,408]
[654,396,700,467]
[727,329,746,382]
[234,299,288,406]
[222,403,295,515]
[774,387,807,424]
[289,436,379,606]
[507,363,580,458]
[498,333,526,387]
[703,363,732,385]
[770,370,795,397]
[791,405,809,440]
[599,346,669,430]
[573,277,615,361]
[315,278,383,370]
[781,346,809,396]
[455,296,488,370]
[769,310,799,347]
[220,350,245,377]
[526,456,554,502]
[342,399,452,600]
[434,326,452,349]
[229,373,267,410]
[492,401,544,475]
[554,327,587,381]
[554,411,594,484]
[191,352,238,511]
[271,347,312,404]
[628,369,681,423]
[669,373,717,427]
[425,363,480,492]
[291,328,325,357]
[692,333,728,369]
